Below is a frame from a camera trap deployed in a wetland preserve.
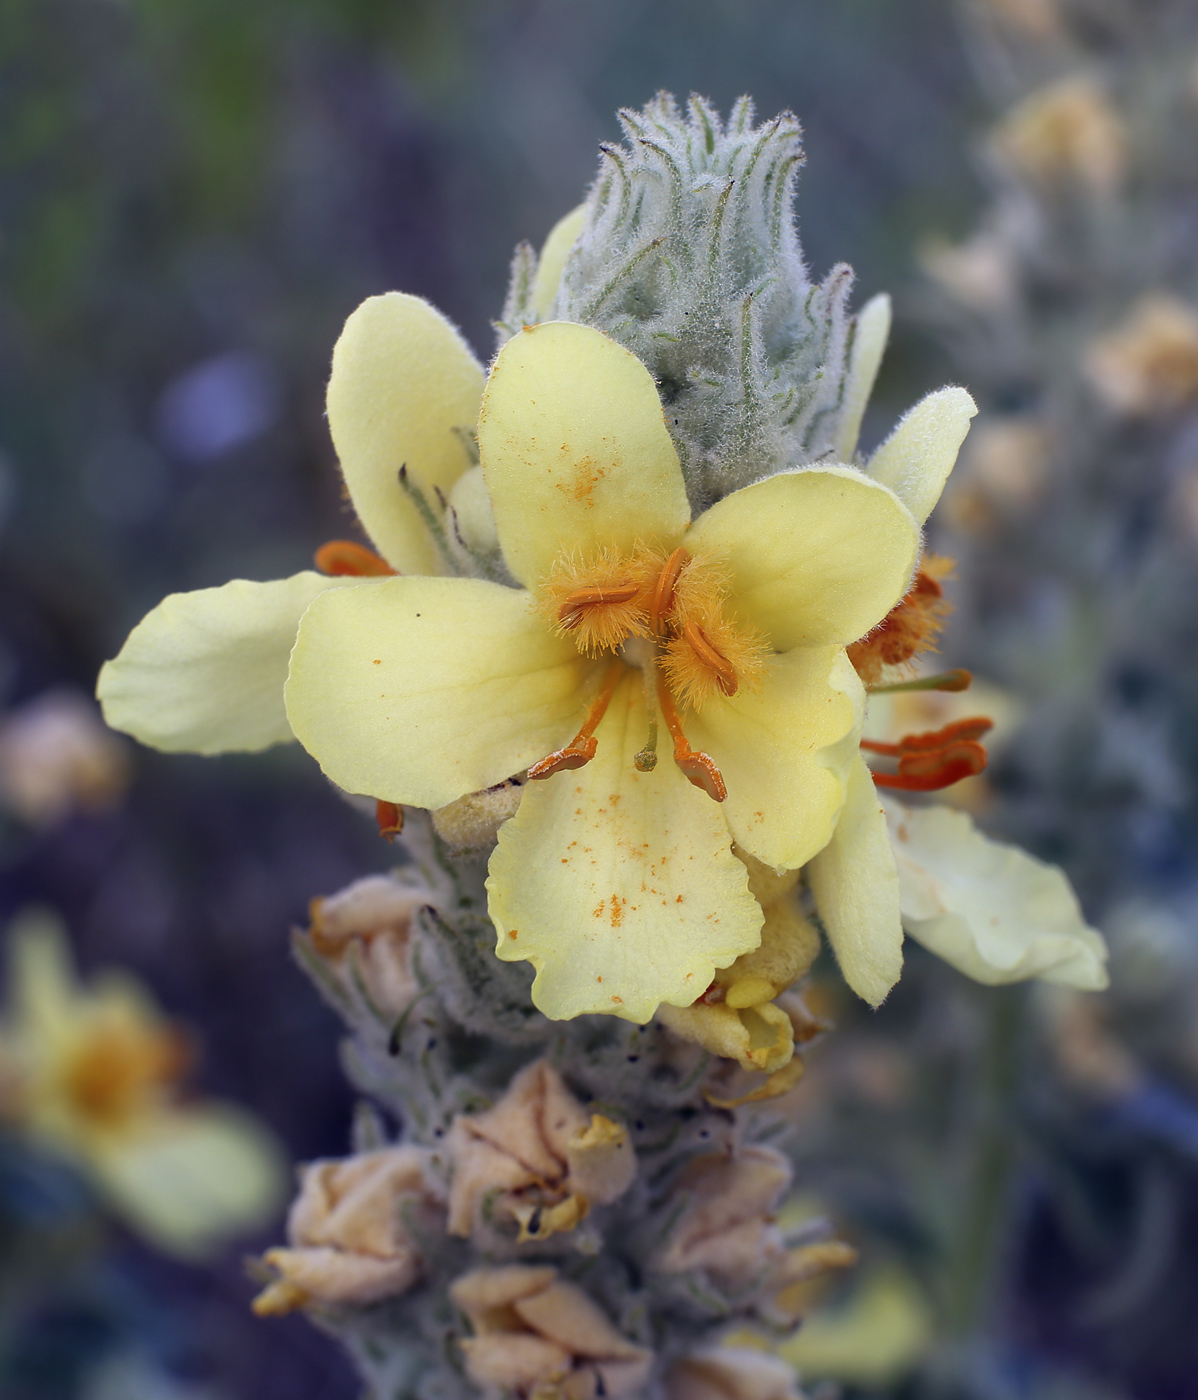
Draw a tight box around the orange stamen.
[558,581,642,628]
[649,547,689,633]
[681,620,738,697]
[861,716,993,757]
[315,540,397,577]
[529,663,624,781]
[376,800,404,840]
[656,668,727,802]
[870,740,988,791]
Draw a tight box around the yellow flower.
[0,911,285,1258]
[284,319,921,1022]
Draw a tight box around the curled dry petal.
[665,1347,807,1400]
[253,1145,440,1314]
[451,1264,651,1399]
[447,1060,635,1241]
[653,1146,792,1291]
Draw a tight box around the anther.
[558,581,641,629]
[376,800,404,840]
[315,540,397,577]
[861,716,993,758]
[649,547,689,633]
[870,739,988,792]
[634,714,659,772]
[682,620,738,696]
[656,670,727,802]
[529,663,624,781]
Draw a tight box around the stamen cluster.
[538,545,768,709]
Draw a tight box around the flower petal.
[328,293,485,574]
[477,322,691,589]
[807,755,903,1007]
[91,1105,286,1259]
[686,467,920,650]
[833,292,892,461]
[97,573,360,755]
[285,576,590,808]
[881,797,1109,989]
[866,386,977,525]
[686,649,863,872]
[532,205,586,319]
[488,673,761,1023]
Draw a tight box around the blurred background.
[2,0,1198,1397]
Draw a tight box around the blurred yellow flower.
[0,911,285,1258]
[285,320,920,1022]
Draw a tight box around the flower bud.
[307,875,427,1020]
[0,691,130,827]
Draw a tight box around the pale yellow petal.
[807,755,903,1007]
[92,1106,286,1259]
[532,205,586,318]
[328,293,484,574]
[686,467,919,650]
[98,573,359,755]
[685,648,862,872]
[6,909,80,1051]
[882,797,1109,989]
[866,386,977,525]
[488,673,761,1022]
[833,292,892,461]
[285,576,590,808]
[477,322,690,589]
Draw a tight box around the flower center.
[531,546,768,800]
[60,1018,191,1130]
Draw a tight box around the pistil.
[529,662,625,780]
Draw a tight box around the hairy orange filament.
[848,554,954,685]
[314,540,397,577]
[529,663,625,780]
[656,669,727,802]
